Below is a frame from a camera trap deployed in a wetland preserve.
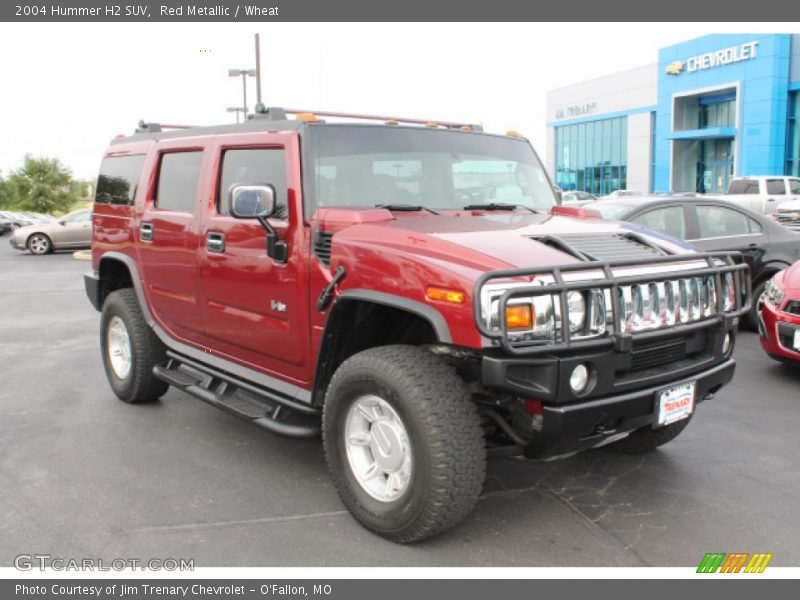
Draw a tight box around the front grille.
[776,212,800,225]
[784,301,800,316]
[630,336,687,371]
[779,333,795,350]
[313,231,333,266]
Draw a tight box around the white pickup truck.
[722,176,800,215]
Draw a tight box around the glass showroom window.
[555,117,627,195]
[699,97,736,129]
[787,92,799,177]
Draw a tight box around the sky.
[0,22,795,181]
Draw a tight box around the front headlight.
[484,286,605,342]
[765,273,785,306]
[566,291,586,332]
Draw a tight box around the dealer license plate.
[656,381,696,426]
[794,329,800,351]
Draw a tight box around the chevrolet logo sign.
[666,61,686,75]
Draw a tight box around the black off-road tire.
[610,417,691,455]
[100,288,169,404]
[322,345,486,543]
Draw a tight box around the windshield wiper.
[375,204,440,215]
[463,203,538,213]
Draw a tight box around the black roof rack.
[124,107,484,141]
[135,120,196,134]
[252,105,483,131]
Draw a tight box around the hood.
[324,210,696,275]
[13,222,53,237]
[777,199,800,211]
[781,259,800,294]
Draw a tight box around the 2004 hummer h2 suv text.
[85,107,751,542]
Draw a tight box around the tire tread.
[322,345,485,543]
[101,288,168,403]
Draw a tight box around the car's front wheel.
[27,233,52,255]
[322,345,485,543]
[100,288,168,404]
[742,279,767,332]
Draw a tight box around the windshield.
[586,202,634,220]
[305,125,556,214]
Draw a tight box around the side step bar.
[153,351,320,438]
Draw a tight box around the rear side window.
[789,179,800,194]
[696,205,760,238]
[766,179,786,195]
[218,148,287,219]
[631,206,687,240]
[95,155,145,205]
[727,180,759,194]
[155,152,203,213]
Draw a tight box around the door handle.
[140,222,153,242]
[206,231,225,253]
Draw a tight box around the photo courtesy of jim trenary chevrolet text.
[0,0,799,596]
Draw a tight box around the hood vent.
[535,232,671,262]
[314,231,333,266]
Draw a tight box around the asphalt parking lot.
[1,240,798,568]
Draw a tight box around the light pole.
[226,107,245,124]
[228,68,256,118]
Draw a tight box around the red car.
[759,260,800,365]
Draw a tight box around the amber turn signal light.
[426,287,466,304]
[506,304,533,329]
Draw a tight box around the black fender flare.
[311,289,453,405]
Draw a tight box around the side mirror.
[229,184,276,219]
[229,183,287,263]
[58,220,67,226]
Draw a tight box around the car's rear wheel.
[609,417,691,454]
[27,233,52,255]
[100,288,168,404]
[322,345,485,543]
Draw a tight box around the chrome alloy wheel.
[344,394,413,502]
[28,234,50,254]
[107,315,132,379]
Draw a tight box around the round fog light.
[722,332,733,356]
[570,363,590,394]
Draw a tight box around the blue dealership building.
[545,34,800,195]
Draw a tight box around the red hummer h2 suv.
[85,108,751,542]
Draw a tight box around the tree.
[0,173,12,209]
[6,155,78,214]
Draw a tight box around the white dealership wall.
[546,64,657,194]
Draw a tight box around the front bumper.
[8,236,23,250]
[758,297,800,364]
[521,358,735,458]
[480,317,738,459]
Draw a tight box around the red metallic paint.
[93,130,700,394]
[759,261,800,364]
